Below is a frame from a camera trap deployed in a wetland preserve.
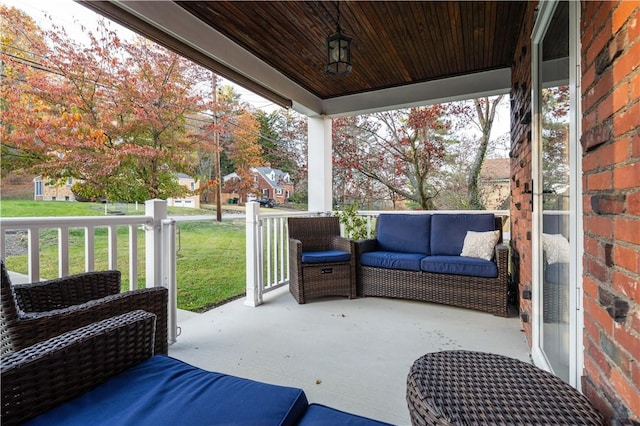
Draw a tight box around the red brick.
[583,151,599,172]
[627,191,640,214]
[584,235,600,258]
[587,9,614,67]
[585,296,615,334]
[613,244,640,273]
[614,102,640,137]
[586,170,613,191]
[612,271,640,301]
[633,133,640,158]
[585,334,611,375]
[613,162,640,189]
[631,72,640,103]
[585,70,614,112]
[598,139,632,168]
[615,217,640,244]
[585,256,610,282]
[585,215,614,239]
[583,311,601,344]
[583,62,597,91]
[610,368,640,419]
[614,323,640,359]
[583,356,601,389]
[630,9,640,42]
[613,1,639,33]
[613,39,640,82]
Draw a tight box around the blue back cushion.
[430,214,495,256]
[376,214,431,255]
[26,355,308,426]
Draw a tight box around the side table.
[407,350,603,425]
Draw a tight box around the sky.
[1,0,279,112]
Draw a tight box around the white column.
[145,199,167,288]
[307,116,333,212]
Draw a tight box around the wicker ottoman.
[407,350,603,425]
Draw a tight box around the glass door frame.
[531,0,583,389]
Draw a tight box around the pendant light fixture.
[326,1,352,75]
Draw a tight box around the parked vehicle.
[256,197,276,208]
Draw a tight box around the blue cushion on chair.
[298,403,393,425]
[301,250,351,263]
[421,255,498,278]
[430,214,495,256]
[376,214,431,255]
[360,251,425,272]
[545,262,569,284]
[26,355,308,426]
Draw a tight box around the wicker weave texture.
[406,351,603,426]
[1,261,168,356]
[1,310,156,426]
[288,217,356,304]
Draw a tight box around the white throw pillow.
[542,233,570,264]
[460,230,500,261]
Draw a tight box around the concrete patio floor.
[172,286,530,425]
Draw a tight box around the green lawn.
[2,200,246,312]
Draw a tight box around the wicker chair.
[1,309,157,426]
[0,260,168,356]
[288,216,355,304]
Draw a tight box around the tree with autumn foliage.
[223,109,263,202]
[334,106,451,209]
[1,11,212,202]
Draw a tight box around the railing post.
[162,219,177,345]
[145,199,167,288]
[245,201,262,307]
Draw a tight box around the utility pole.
[213,75,222,222]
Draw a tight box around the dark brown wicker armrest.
[495,244,509,277]
[1,310,156,426]
[15,287,168,355]
[14,270,121,312]
[330,235,354,253]
[289,238,302,259]
[354,238,377,258]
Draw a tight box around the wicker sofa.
[1,310,390,426]
[355,213,509,317]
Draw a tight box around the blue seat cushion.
[431,214,495,256]
[421,255,498,278]
[545,262,569,284]
[298,403,393,425]
[360,251,425,272]
[376,214,431,255]
[26,355,308,426]
[302,250,351,263]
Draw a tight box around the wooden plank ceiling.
[176,1,527,100]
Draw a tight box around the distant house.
[222,164,293,204]
[33,176,78,201]
[479,158,510,210]
[33,173,200,208]
[167,173,200,209]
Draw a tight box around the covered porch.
[172,286,528,425]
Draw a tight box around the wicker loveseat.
[355,213,509,317]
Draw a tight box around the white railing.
[0,199,178,345]
[245,207,510,306]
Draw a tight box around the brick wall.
[511,1,639,422]
[510,2,537,344]
[580,1,640,422]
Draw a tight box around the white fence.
[0,199,178,345]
